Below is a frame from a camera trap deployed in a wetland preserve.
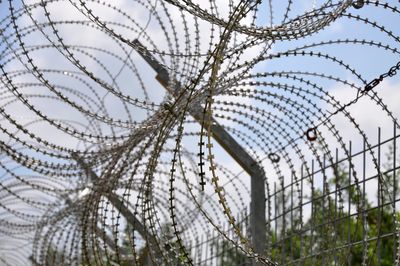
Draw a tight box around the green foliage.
[267,158,400,265]
[211,239,250,265]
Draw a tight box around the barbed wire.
[0,0,400,265]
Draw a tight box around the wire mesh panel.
[192,124,399,265]
[266,124,399,265]
[0,0,400,265]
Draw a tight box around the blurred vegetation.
[215,148,400,265]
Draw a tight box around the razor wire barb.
[0,0,400,265]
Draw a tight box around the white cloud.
[326,79,400,142]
